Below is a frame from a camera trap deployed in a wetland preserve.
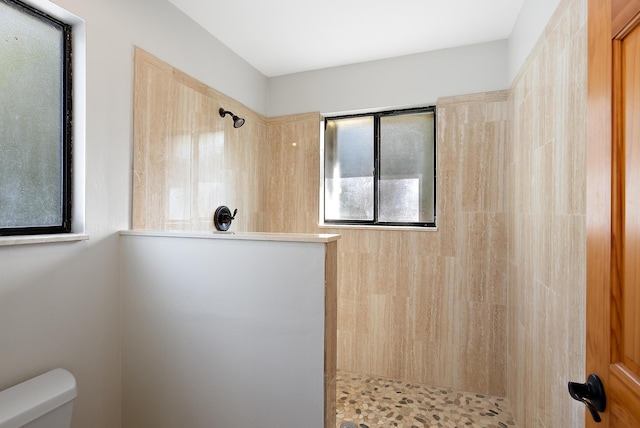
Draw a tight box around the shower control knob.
[213,206,237,231]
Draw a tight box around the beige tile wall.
[265,92,509,396]
[506,0,587,426]
[132,48,269,233]
[265,113,322,233]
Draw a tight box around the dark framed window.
[0,0,73,236]
[323,107,436,227]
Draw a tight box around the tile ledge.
[120,230,341,243]
[436,90,508,106]
[0,233,89,247]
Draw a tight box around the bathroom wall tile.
[336,328,355,373]
[413,297,452,356]
[506,0,587,426]
[436,170,460,257]
[454,301,506,396]
[534,285,553,428]
[403,339,427,382]
[456,212,507,305]
[324,241,338,428]
[435,108,461,172]
[132,48,270,233]
[459,123,489,212]
[265,113,321,233]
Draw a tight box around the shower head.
[219,108,245,128]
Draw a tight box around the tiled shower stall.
[131,0,587,424]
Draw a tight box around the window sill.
[0,233,89,247]
[318,223,437,232]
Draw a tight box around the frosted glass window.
[0,0,72,235]
[324,117,374,221]
[379,112,435,223]
[323,107,436,227]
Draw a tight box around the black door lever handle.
[568,374,606,423]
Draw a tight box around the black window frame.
[323,106,436,228]
[0,0,73,236]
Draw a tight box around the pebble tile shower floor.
[336,371,517,428]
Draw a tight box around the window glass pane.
[324,117,374,220]
[0,1,65,229]
[379,112,435,223]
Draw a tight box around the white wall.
[266,40,508,117]
[121,234,328,428]
[0,1,266,427]
[267,0,565,118]
[507,0,563,83]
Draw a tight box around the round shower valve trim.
[213,205,237,231]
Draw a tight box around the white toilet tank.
[0,369,77,428]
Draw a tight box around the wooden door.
[587,0,640,426]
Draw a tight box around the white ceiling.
[167,0,525,77]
